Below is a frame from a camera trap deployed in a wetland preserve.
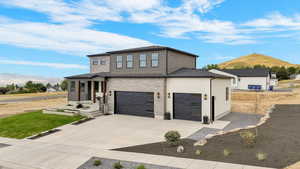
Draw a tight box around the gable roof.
[219,68,270,77]
[87,45,198,58]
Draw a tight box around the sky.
[0,0,300,83]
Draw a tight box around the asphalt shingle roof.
[219,68,270,77]
[87,45,198,57]
[65,68,231,79]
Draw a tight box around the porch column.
[91,80,95,103]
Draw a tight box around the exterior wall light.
[157,92,160,99]
[204,94,208,100]
[109,91,112,96]
[168,92,171,99]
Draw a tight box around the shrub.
[256,152,267,161]
[93,160,102,166]
[76,104,83,109]
[240,130,257,147]
[113,161,123,169]
[223,149,232,157]
[164,130,181,146]
[195,149,202,156]
[136,164,146,169]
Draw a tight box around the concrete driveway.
[36,114,227,149]
[0,114,272,169]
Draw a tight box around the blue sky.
[0,0,300,81]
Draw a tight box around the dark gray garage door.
[173,93,202,121]
[115,91,154,118]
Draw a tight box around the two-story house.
[65,46,232,123]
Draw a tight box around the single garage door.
[173,93,202,121]
[115,91,154,117]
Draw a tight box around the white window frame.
[116,56,123,69]
[151,53,159,67]
[139,54,147,68]
[126,55,133,68]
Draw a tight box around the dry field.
[0,91,66,101]
[231,88,300,115]
[0,96,67,118]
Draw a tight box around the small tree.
[60,80,68,91]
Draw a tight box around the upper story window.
[116,56,123,68]
[100,59,106,65]
[139,54,147,67]
[151,53,159,67]
[70,81,75,92]
[92,60,98,65]
[126,55,133,68]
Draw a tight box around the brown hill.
[219,53,298,69]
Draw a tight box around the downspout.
[164,49,169,118]
[209,77,215,123]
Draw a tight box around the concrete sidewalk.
[0,137,273,169]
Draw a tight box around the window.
[139,54,147,67]
[116,56,123,68]
[126,55,133,68]
[70,81,75,92]
[226,87,229,101]
[151,53,159,67]
[100,59,106,65]
[92,60,98,65]
[80,82,85,92]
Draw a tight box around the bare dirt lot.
[0,92,66,101]
[231,88,300,115]
[0,94,67,118]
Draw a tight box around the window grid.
[126,55,133,68]
[116,56,123,68]
[151,53,159,67]
[139,54,147,67]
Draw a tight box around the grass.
[0,110,83,139]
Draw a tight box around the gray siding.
[90,56,110,73]
[107,78,166,119]
[67,80,89,101]
[167,50,196,73]
[110,50,167,75]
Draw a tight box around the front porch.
[67,77,107,104]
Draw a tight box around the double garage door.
[114,91,202,121]
[115,91,154,117]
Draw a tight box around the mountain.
[218,53,298,69]
[0,73,62,87]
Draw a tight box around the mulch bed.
[114,104,300,168]
[77,157,181,169]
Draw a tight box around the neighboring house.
[210,68,276,90]
[65,46,232,123]
[290,74,300,80]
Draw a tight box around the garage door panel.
[115,91,154,117]
[174,93,202,121]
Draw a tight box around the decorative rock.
[176,145,184,153]
[194,139,207,146]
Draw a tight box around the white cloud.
[0,0,251,46]
[243,12,300,30]
[0,59,88,69]
[0,17,152,55]
[0,73,62,86]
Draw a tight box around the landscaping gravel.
[115,104,300,168]
[77,157,182,169]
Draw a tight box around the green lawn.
[0,110,83,139]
